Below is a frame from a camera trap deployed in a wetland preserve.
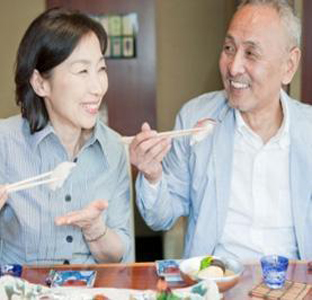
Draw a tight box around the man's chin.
[227,97,241,109]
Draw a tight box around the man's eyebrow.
[224,34,235,42]
[243,40,261,49]
[224,34,261,50]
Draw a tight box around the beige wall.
[290,0,303,100]
[0,0,45,118]
[155,1,235,131]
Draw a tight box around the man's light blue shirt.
[136,90,312,260]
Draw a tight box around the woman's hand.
[55,199,108,239]
[129,122,171,184]
[55,199,125,262]
[0,185,8,210]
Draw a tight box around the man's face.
[219,5,293,114]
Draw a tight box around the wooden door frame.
[301,0,312,104]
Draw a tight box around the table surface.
[22,261,312,299]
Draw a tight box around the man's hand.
[0,185,8,210]
[129,122,171,184]
[55,200,108,239]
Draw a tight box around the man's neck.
[241,101,283,144]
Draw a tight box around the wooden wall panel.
[46,0,157,135]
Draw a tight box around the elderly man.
[130,0,312,261]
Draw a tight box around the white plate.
[179,255,244,293]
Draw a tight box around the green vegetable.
[199,256,213,271]
[156,291,182,300]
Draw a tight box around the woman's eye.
[99,66,107,72]
[79,69,88,74]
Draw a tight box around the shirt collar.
[234,89,290,148]
[29,122,55,149]
[29,117,109,161]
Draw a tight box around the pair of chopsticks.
[6,162,76,193]
[121,127,209,145]
[6,171,61,193]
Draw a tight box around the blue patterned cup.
[260,255,289,289]
[0,264,23,277]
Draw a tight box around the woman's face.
[41,32,108,133]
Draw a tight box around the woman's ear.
[282,47,301,85]
[29,69,50,97]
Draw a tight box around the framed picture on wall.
[93,13,138,59]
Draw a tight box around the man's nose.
[228,52,245,76]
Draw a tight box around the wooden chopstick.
[6,177,60,193]
[121,127,207,145]
[6,161,77,193]
[6,171,52,189]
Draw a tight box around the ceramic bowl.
[179,256,244,293]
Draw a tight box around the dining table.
[21,260,312,299]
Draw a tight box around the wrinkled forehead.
[227,5,288,50]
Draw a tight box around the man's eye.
[245,50,258,59]
[79,69,88,74]
[223,44,235,54]
[99,66,107,72]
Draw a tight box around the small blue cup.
[0,264,23,277]
[260,255,289,289]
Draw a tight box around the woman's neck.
[52,123,93,160]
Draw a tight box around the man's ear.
[282,47,301,85]
[29,69,50,97]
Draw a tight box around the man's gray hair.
[238,0,301,48]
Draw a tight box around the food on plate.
[179,255,243,293]
[132,277,210,300]
[194,256,234,279]
[93,295,110,300]
[129,278,217,300]
[199,256,225,278]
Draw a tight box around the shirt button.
[63,259,70,265]
[66,235,73,243]
[65,194,71,202]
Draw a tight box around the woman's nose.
[89,73,107,95]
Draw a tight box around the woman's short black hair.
[15,7,108,134]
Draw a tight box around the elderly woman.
[0,8,131,264]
